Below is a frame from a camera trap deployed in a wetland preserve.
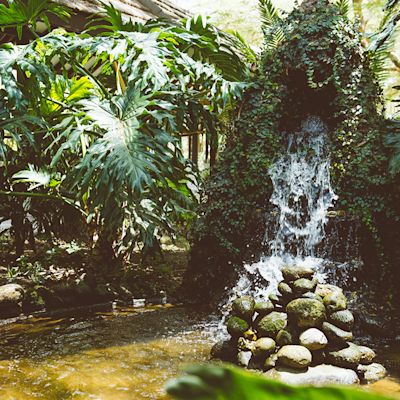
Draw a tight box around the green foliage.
[0,2,250,257]
[184,0,400,303]
[0,0,70,39]
[166,364,392,400]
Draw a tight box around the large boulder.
[358,363,387,383]
[276,345,312,369]
[232,296,255,321]
[0,283,24,318]
[266,364,360,385]
[329,310,354,331]
[227,316,249,337]
[322,322,353,344]
[286,298,326,328]
[281,266,314,281]
[255,312,288,338]
[299,328,328,351]
[323,291,347,314]
[328,343,362,368]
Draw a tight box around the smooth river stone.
[292,278,318,295]
[252,338,276,358]
[322,322,353,344]
[276,345,312,369]
[299,328,328,350]
[329,309,354,331]
[265,364,360,385]
[232,296,255,321]
[358,363,387,383]
[328,342,362,368]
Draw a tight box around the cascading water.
[224,115,338,308]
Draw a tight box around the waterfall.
[224,116,339,310]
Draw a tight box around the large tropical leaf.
[166,365,392,400]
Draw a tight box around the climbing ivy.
[184,0,400,303]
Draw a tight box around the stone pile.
[211,265,387,385]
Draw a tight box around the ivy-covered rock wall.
[183,0,400,304]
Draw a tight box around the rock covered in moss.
[276,328,295,346]
[254,300,274,316]
[281,266,314,281]
[227,316,249,337]
[293,278,318,295]
[232,296,255,321]
[329,309,354,331]
[328,343,362,368]
[323,291,347,313]
[286,298,326,328]
[322,322,353,344]
[278,282,293,298]
[299,328,328,350]
[255,312,288,338]
[301,292,323,302]
[315,284,342,298]
[276,345,312,369]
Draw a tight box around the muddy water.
[1,305,400,400]
[0,305,216,400]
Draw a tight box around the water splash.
[225,116,338,308]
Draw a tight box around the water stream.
[227,116,338,303]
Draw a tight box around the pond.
[0,305,216,400]
[0,305,400,400]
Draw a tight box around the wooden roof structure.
[0,0,191,42]
[55,0,191,27]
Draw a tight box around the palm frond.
[258,0,285,51]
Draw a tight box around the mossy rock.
[227,316,249,337]
[281,266,314,281]
[322,321,353,344]
[278,282,293,298]
[293,278,318,295]
[323,292,347,314]
[329,309,354,331]
[255,312,288,338]
[301,292,323,302]
[328,342,362,369]
[232,296,255,321]
[276,329,294,346]
[286,298,326,328]
[254,300,274,316]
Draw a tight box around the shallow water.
[1,305,400,400]
[0,305,216,400]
